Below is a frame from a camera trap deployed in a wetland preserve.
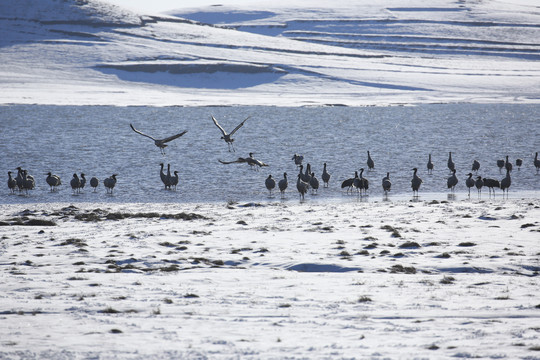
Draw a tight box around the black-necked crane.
[219,153,268,171]
[310,172,319,194]
[292,154,304,168]
[483,177,500,197]
[297,164,310,184]
[322,163,331,187]
[465,173,475,196]
[515,158,522,170]
[7,171,17,194]
[15,167,25,191]
[427,154,433,175]
[354,168,369,195]
[170,171,179,191]
[341,172,356,194]
[298,164,305,183]
[500,168,511,198]
[367,151,374,171]
[265,175,276,196]
[472,160,480,173]
[22,170,35,195]
[296,174,309,200]
[246,153,269,171]
[159,163,169,189]
[411,168,422,197]
[46,172,61,192]
[211,115,250,152]
[278,172,288,197]
[447,152,455,173]
[497,159,505,173]
[90,177,99,192]
[166,163,172,190]
[104,174,117,194]
[130,124,187,155]
[447,169,458,192]
[504,155,512,173]
[303,163,312,185]
[475,176,483,197]
[79,173,86,192]
[382,172,391,195]
[70,173,81,194]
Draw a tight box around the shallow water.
[1,104,538,204]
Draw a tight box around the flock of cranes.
[263,151,539,200]
[8,168,118,195]
[6,113,540,200]
[7,115,244,197]
[8,151,539,199]
[159,163,179,190]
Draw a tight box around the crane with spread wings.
[219,152,268,171]
[211,115,251,152]
[130,123,187,155]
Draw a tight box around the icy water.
[1,104,538,204]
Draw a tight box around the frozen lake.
[1,104,539,204]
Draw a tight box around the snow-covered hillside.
[0,0,539,106]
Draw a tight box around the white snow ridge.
[0,0,539,106]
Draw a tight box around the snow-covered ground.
[0,0,539,106]
[1,200,539,359]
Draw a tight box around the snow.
[1,199,539,358]
[0,0,539,106]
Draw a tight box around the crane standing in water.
[411,168,422,197]
[278,173,288,198]
[265,175,276,196]
[427,154,433,175]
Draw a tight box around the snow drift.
[0,0,539,106]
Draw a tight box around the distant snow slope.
[0,0,539,106]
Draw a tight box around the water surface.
[1,104,538,204]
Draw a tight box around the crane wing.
[211,115,227,136]
[161,130,188,143]
[229,116,251,136]
[130,124,156,141]
[219,158,248,165]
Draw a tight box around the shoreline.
[3,98,540,107]
[1,189,539,208]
